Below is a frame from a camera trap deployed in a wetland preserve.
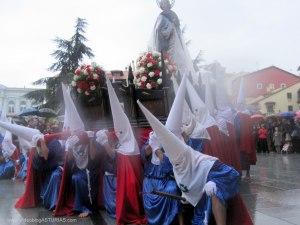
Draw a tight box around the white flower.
[133,71,139,76]
[137,78,141,82]
[147,63,153,68]
[77,88,82,93]
[153,51,161,57]
[139,67,146,74]
[71,81,77,87]
[159,72,162,77]
[157,78,162,85]
[141,76,147,82]
[92,73,99,79]
[158,62,162,67]
[149,72,155,77]
[137,82,142,87]
[90,85,96,91]
[74,75,80,81]
[146,83,152,89]
[84,69,89,75]
[85,91,90,96]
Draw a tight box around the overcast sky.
[1,0,299,88]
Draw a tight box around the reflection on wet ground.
[241,153,300,225]
[0,153,299,225]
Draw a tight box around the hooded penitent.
[186,79,215,139]
[61,83,85,132]
[106,77,146,225]
[150,75,187,165]
[106,78,139,155]
[137,100,217,206]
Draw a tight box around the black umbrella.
[37,108,57,118]
[18,107,39,117]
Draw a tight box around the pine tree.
[25,18,94,109]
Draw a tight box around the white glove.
[86,131,95,138]
[148,132,160,151]
[65,135,80,150]
[203,181,217,197]
[95,130,108,145]
[31,133,44,147]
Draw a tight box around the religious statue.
[149,0,196,81]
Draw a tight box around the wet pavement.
[240,153,300,225]
[0,153,299,225]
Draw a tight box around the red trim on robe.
[227,195,254,225]
[116,153,147,225]
[53,152,75,216]
[15,148,39,208]
[236,113,257,165]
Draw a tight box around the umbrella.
[251,114,264,122]
[295,111,300,117]
[37,108,57,118]
[280,112,295,119]
[18,107,39,117]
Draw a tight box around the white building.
[0,84,40,116]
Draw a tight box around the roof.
[233,66,300,83]
[249,81,300,104]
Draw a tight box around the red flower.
[77,81,89,91]
[154,69,161,77]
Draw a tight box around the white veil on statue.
[149,0,197,82]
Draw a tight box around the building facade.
[249,82,300,115]
[232,66,300,102]
[0,84,39,117]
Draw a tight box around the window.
[8,101,15,114]
[281,83,286,88]
[269,83,275,89]
[19,101,27,113]
[287,93,292,99]
[257,83,263,89]
[265,102,275,114]
[288,105,293,112]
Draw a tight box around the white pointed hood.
[137,100,217,206]
[107,78,139,155]
[203,76,216,116]
[62,83,85,132]
[214,76,234,134]
[2,128,16,159]
[186,80,216,139]
[237,77,246,106]
[0,121,41,143]
[165,75,187,137]
[0,109,9,135]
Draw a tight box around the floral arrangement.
[133,51,177,89]
[71,63,105,96]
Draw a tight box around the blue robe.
[141,144,181,225]
[187,138,204,152]
[192,161,240,225]
[102,152,117,218]
[0,159,15,180]
[72,167,99,214]
[32,140,64,210]
[17,153,27,180]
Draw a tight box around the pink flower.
[75,68,81,75]
[146,83,152,89]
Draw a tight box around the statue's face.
[159,0,172,10]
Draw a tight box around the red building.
[232,66,300,100]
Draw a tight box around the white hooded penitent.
[137,100,217,206]
[186,80,215,139]
[107,77,139,155]
[165,74,187,137]
[62,83,85,132]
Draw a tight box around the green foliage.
[26,18,94,109]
